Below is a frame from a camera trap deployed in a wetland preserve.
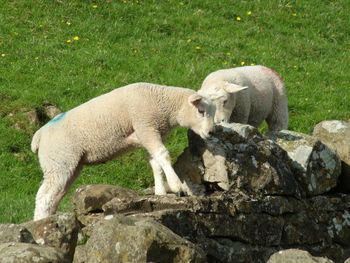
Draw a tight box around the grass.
[0,0,349,223]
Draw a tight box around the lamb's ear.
[188,93,203,107]
[223,82,248,93]
[189,94,207,115]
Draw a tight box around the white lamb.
[199,65,288,130]
[31,82,215,220]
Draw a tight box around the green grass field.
[1,0,349,223]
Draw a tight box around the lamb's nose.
[208,127,216,137]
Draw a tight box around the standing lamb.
[199,65,288,130]
[31,82,215,220]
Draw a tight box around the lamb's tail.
[31,128,42,153]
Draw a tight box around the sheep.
[199,65,288,131]
[31,82,216,220]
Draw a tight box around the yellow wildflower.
[292,13,297,16]
[240,61,245,66]
[1,54,6,57]
[74,36,79,41]
[226,52,232,56]
[66,22,71,26]
[247,11,252,15]
[66,39,72,43]
[236,17,241,21]
[92,4,98,8]
[187,39,192,43]
[195,46,201,50]
[250,63,255,66]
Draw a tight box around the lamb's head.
[179,93,216,140]
[205,81,248,123]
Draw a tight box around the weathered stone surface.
[72,184,139,215]
[176,124,300,197]
[202,238,275,263]
[98,192,350,263]
[312,120,350,193]
[22,213,79,262]
[0,224,36,244]
[267,130,341,196]
[267,249,334,263]
[73,214,206,263]
[44,105,61,119]
[174,147,206,196]
[0,242,68,263]
[23,110,40,125]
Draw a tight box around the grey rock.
[22,212,79,262]
[312,120,350,193]
[0,242,68,263]
[267,129,341,196]
[71,184,139,215]
[0,224,36,244]
[99,191,350,263]
[23,110,40,125]
[44,105,61,119]
[73,214,206,263]
[267,249,334,263]
[177,123,300,197]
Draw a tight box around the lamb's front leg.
[135,129,185,195]
[149,157,167,195]
[151,145,184,194]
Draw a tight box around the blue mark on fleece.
[49,112,66,123]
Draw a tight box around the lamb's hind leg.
[266,93,288,131]
[34,156,82,221]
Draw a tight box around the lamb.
[199,65,288,131]
[31,82,215,220]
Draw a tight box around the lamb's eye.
[198,109,205,116]
[223,100,228,105]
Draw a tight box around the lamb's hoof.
[176,191,186,197]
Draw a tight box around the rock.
[267,130,341,196]
[73,214,206,263]
[0,224,36,244]
[98,190,350,263]
[312,120,350,193]
[201,238,275,263]
[174,147,206,196]
[22,213,79,262]
[176,123,300,197]
[0,242,68,263]
[267,249,334,263]
[71,184,139,215]
[44,105,61,119]
[23,110,40,125]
